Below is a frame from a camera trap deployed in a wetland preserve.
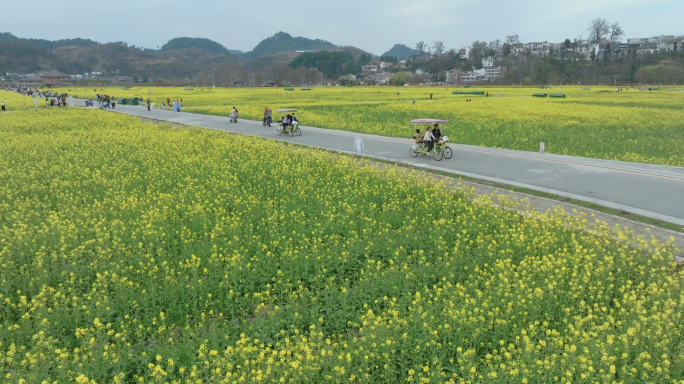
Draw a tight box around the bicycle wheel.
[410,147,418,157]
[433,148,443,161]
[444,147,453,159]
[288,128,294,137]
[277,129,281,136]
[296,127,301,136]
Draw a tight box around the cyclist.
[423,126,435,153]
[264,107,272,126]
[433,124,442,142]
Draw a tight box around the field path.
[71,98,684,226]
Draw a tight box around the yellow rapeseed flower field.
[0,91,39,112]
[1,107,683,383]
[55,85,684,166]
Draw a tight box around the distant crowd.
[1,86,68,109]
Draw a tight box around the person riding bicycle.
[291,113,299,128]
[282,115,291,128]
[413,128,424,144]
[230,107,238,122]
[423,126,435,152]
[433,123,442,143]
[264,107,272,126]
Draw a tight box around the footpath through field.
[72,98,684,226]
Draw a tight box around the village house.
[371,72,392,85]
[445,55,506,84]
[362,61,390,73]
[16,70,73,85]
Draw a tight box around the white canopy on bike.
[277,109,298,113]
[410,119,448,125]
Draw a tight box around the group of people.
[170,99,183,112]
[96,94,116,109]
[281,113,299,128]
[1,86,65,109]
[413,123,443,152]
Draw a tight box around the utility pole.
[520,74,523,88]
[614,75,618,87]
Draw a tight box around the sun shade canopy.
[277,109,298,113]
[410,119,448,125]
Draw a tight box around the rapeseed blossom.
[46,85,684,166]
[0,108,682,383]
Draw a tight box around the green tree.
[502,43,511,57]
[389,71,410,86]
[357,53,372,65]
[289,51,361,78]
[379,55,398,64]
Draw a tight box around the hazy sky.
[5,0,683,55]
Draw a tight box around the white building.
[484,66,505,80]
[362,61,390,73]
[627,35,683,53]
[415,67,426,75]
[371,72,392,84]
[511,44,525,56]
[446,65,505,84]
[524,42,551,56]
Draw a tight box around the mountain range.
[0,32,416,79]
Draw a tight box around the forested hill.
[160,37,233,55]
[289,51,361,78]
[243,32,337,59]
[381,44,419,60]
[0,32,99,51]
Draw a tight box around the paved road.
[72,99,684,226]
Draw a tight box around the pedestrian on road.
[147,98,151,111]
[1,101,5,112]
